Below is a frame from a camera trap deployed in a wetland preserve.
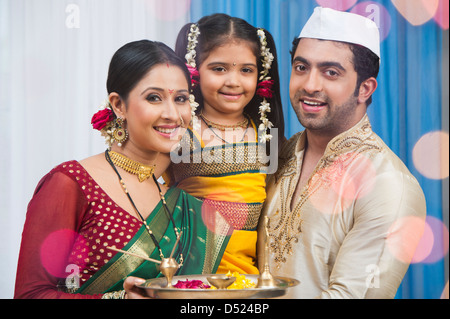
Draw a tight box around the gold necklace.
[199,111,248,131]
[105,150,182,262]
[108,151,155,183]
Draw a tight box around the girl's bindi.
[168,89,175,94]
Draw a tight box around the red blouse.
[14,161,142,299]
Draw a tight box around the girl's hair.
[175,13,285,146]
[107,40,191,102]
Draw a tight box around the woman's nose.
[161,99,179,121]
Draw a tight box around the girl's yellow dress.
[165,120,267,274]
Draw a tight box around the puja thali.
[138,274,299,299]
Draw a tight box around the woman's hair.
[107,40,191,102]
[175,13,285,146]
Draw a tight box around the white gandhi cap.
[299,7,381,60]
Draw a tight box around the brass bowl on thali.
[137,274,299,299]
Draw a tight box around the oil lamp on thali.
[107,215,298,297]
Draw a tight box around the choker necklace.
[199,111,249,131]
[105,150,182,261]
[108,151,155,183]
[200,114,250,144]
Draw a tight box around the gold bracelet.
[101,290,126,299]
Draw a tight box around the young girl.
[165,13,285,275]
[15,40,230,299]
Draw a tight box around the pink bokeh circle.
[392,0,439,26]
[146,0,191,22]
[386,216,427,264]
[434,0,449,30]
[413,131,449,180]
[40,229,89,278]
[419,216,449,264]
[201,200,234,236]
[309,152,377,214]
[350,1,391,41]
[315,0,358,11]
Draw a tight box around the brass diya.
[207,275,236,289]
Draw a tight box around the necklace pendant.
[137,165,154,182]
[108,151,155,183]
[138,171,152,182]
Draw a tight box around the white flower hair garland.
[256,28,275,142]
[185,23,201,131]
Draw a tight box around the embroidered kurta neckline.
[269,114,382,267]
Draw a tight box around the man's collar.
[296,114,372,155]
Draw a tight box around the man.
[258,7,426,299]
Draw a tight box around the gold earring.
[113,117,128,147]
[179,113,185,127]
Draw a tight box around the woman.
[14,40,230,299]
[164,14,285,275]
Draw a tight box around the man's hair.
[290,37,379,106]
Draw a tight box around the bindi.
[168,89,175,95]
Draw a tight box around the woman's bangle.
[101,290,126,299]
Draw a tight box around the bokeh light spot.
[315,0,358,11]
[386,216,426,264]
[391,0,440,26]
[309,152,376,214]
[420,216,449,264]
[441,281,449,299]
[433,0,449,30]
[201,200,234,236]
[40,229,88,278]
[413,131,449,180]
[146,0,191,21]
[410,218,434,263]
[351,1,392,41]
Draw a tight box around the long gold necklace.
[199,111,249,130]
[105,150,182,261]
[108,151,155,183]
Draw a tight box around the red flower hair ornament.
[186,64,200,87]
[91,108,114,131]
[256,80,274,99]
[91,99,120,146]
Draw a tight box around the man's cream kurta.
[259,114,426,298]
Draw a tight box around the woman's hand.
[123,276,150,299]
